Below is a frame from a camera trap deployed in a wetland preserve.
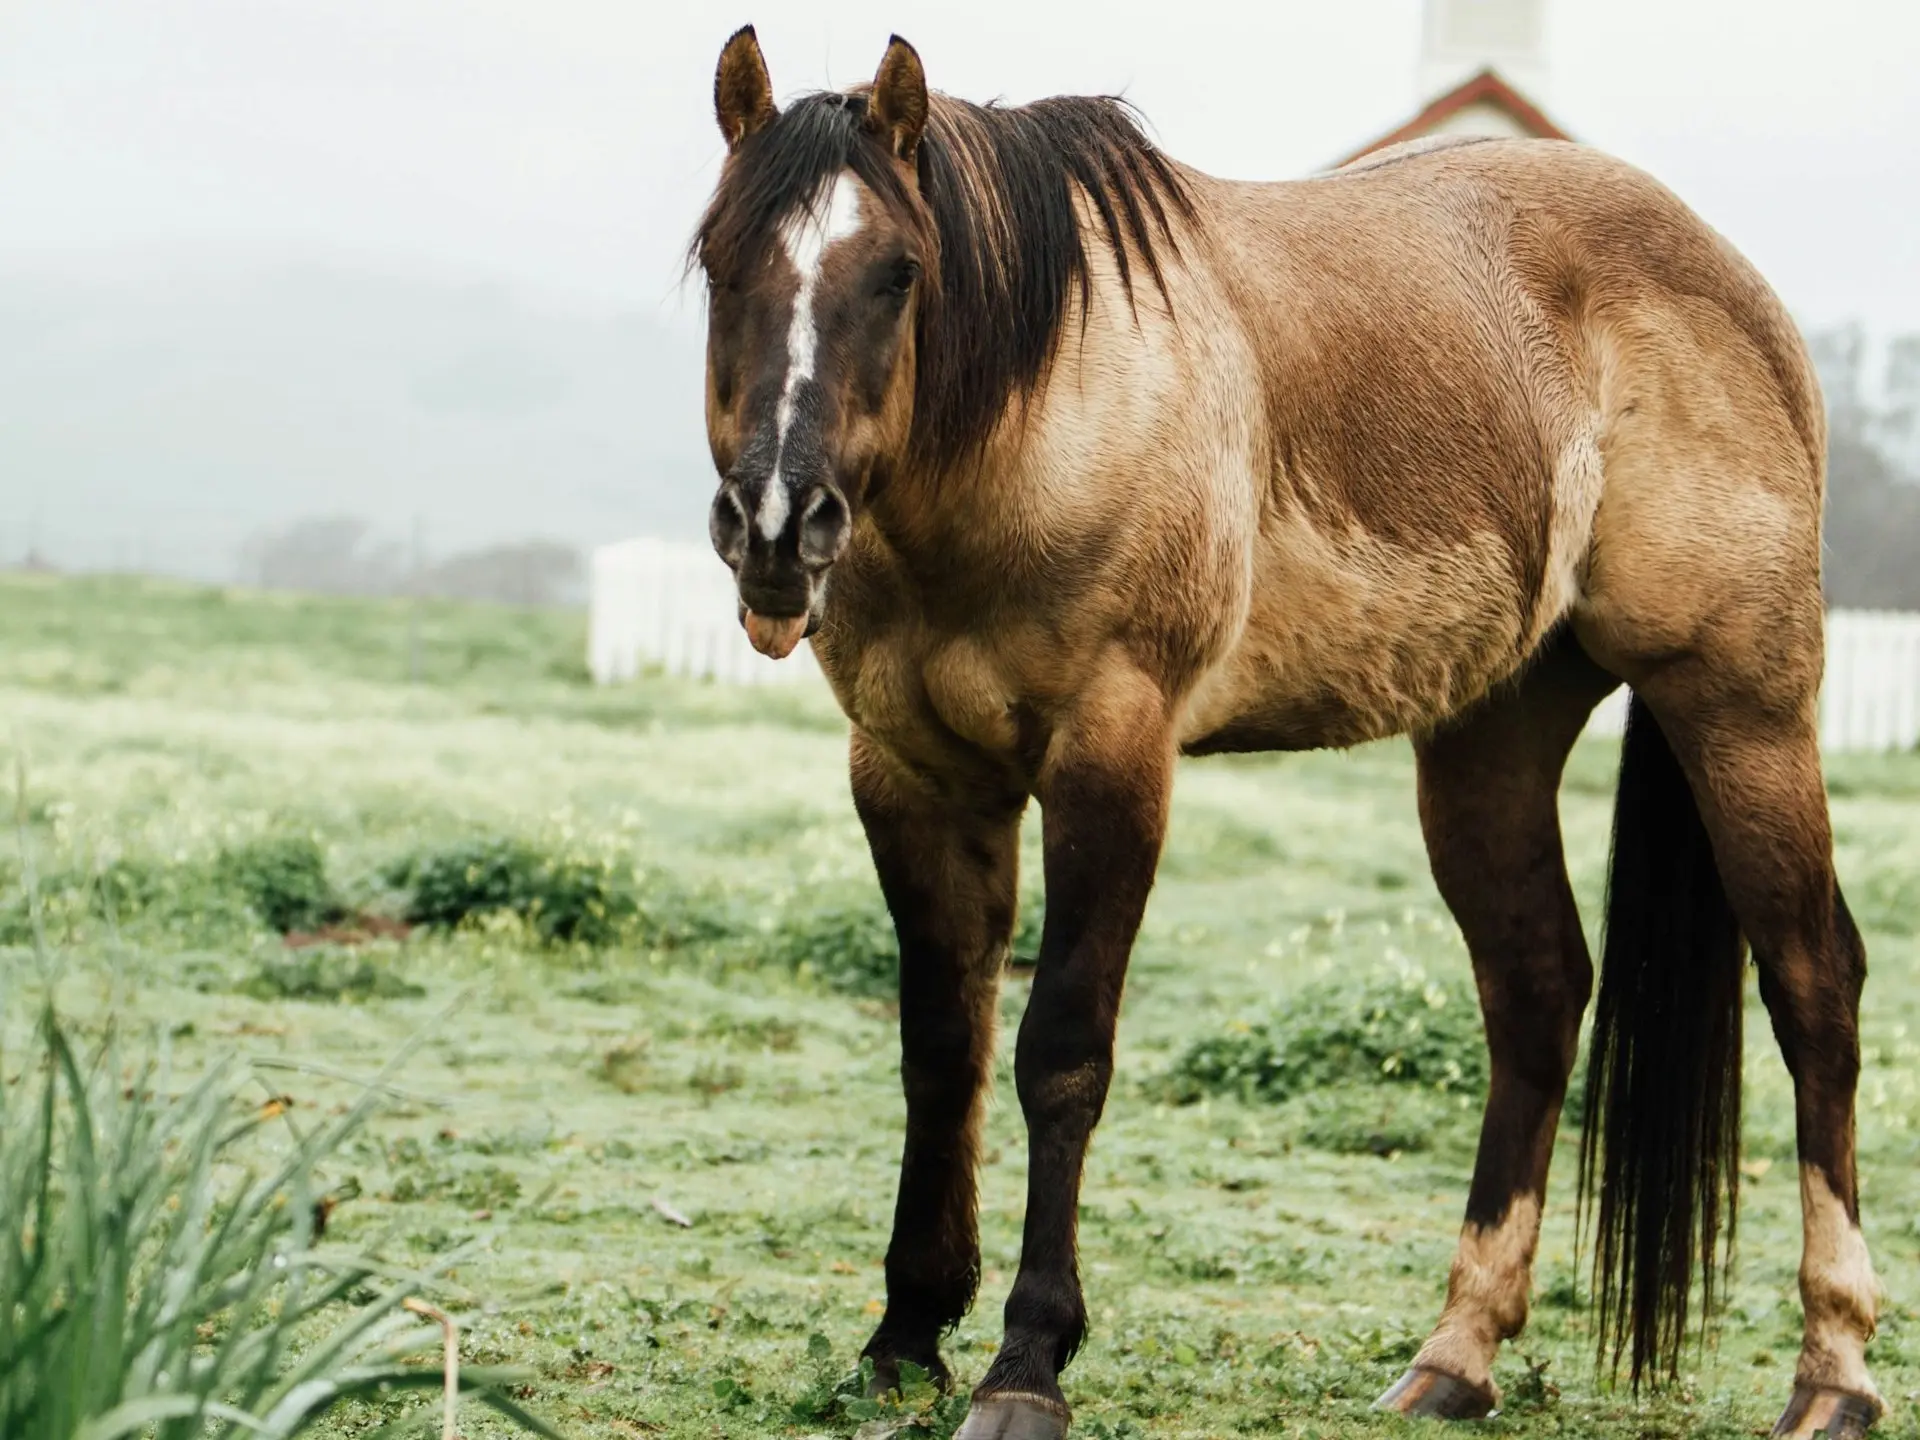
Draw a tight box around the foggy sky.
[1,1,1915,574]
[5,0,1913,328]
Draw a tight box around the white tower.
[1417,0,1550,108]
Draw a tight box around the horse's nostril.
[797,486,850,568]
[709,485,749,565]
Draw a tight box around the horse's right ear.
[714,25,776,152]
[865,35,927,163]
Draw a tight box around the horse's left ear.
[715,24,777,152]
[865,35,927,163]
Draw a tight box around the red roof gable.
[1336,67,1572,168]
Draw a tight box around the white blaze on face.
[761,171,864,541]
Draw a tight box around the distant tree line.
[238,517,583,608]
[1810,327,1920,610]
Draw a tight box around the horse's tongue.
[744,611,807,660]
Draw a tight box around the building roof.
[1335,67,1572,168]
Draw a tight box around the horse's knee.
[1013,1034,1112,1129]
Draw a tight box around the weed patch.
[688,1059,745,1098]
[1,852,256,944]
[786,1346,968,1436]
[377,1136,527,1209]
[1289,1082,1473,1156]
[390,1162,524,1210]
[1161,965,1487,1107]
[758,899,896,998]
[697,1014,800,1051]
[238,947,425,1002]
[392,836,733,947]
[596,1037,651,1093]
[218,833,342,933]
[396,836,635,943]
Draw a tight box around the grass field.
[4,571,1920,1439]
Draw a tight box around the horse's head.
[694,27,933,658]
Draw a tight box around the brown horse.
[692,26,1880,1439]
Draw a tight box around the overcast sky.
[2,1,1915,576]
[3,0,1916,338]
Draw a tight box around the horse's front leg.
[852,728,1025,1395]
[958,667,1174,1440]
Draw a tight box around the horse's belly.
[1177,518,1542,754]
[1179,689,1392,753]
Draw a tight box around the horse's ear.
[865,35,927,163]
[715,24,777,152]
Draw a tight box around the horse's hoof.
[1373,1366,1498,1420]
[1771,1384,1882,1439]
[952,1392,1071,1440]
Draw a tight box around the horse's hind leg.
[1564,307,1880,1429]
[1375,633,1618,1418]
[1618,657,1882,1437]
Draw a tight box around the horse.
[690,26,1880,1439]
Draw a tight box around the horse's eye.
[881,258,919,299]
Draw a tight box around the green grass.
[3,571,1919,1438]
[0,1002,557,1440]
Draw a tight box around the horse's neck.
[858,232,1251,616]
[862,452,1028,588]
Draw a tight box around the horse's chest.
[818,625,1036,776]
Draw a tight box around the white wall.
[1417,0,1551,110]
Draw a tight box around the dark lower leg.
[1407,933,1587,1399]
[1644,698,1880,1427]
[982,975,1110,1401]
[852,733,1024,1389]
[1755,888,1877,1407]
[971,679,1172,1416]
[867,972,1002,1388]
[1383,638,1610,1411]
[1405,800,1591,1399]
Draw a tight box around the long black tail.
[1578,694,1746,1386]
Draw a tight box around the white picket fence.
[1582,610,1920,752]
[588,536,822,685]
[589,538,1920,753]
[1820,610,1920,751]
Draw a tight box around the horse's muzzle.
[711,474,847,661]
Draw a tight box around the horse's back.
[1286,135,1821,500]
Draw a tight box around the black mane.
[694,89,1195,470]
